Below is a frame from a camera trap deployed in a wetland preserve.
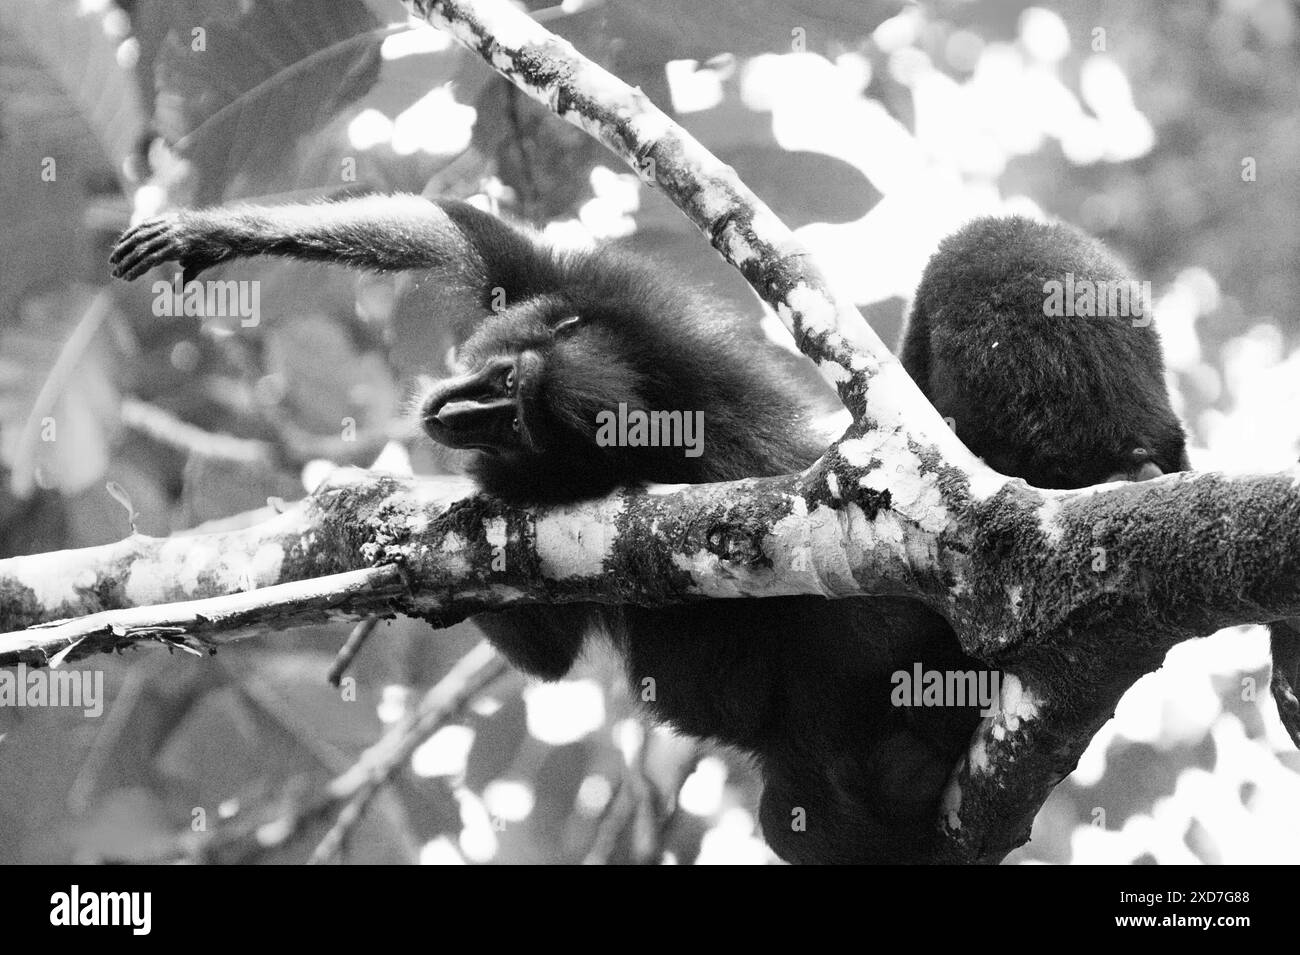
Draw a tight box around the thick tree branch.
[5,464,1298,663]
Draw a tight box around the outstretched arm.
[110,194,553,303]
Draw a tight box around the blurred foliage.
[0,0,1297,864]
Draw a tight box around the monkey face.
[418,296,656,498]
[420,351,532,455]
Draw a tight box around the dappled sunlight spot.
[411,724,475,778]
[665,59,725,113]
[1111,634,1231,749]
[679,756,728,816]
[872,7,923,53]
[300,458,335,493]
[1072,720,1120,787]
[347,108,394,150]
[456,788,498,863]
[382,24,451,56]
[1018,7,1071,64]
[913,69,1008,179]
[1065,629,1293,862]
[1080,56,1154,161]
[1134,719,1300,864]
[612,718,644,763]
[1154,282,1205,372]
[741,52,842,112]
[1201,328,1300,471]
[392,86,476,156]
[1068,809,1199,864]
[523,679,605,745]
[1169,622,1270,678]
[376,684,411,725]
[1080,55,1137,116]
[696,808,773,865]
[419,835,466,865]
[540,217,597,248]
[736,42,1114,305]
[577,166,640,239]
[832,52,872,95]
[483,779,535,822]
[887,47,932,88]
[796,185,988,305]
[576,774,614,817]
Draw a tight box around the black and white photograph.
[0,0,1297,895]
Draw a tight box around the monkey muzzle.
[421,355,524,454]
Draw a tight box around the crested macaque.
[114,198,1204,863]
[901,215,1190,487]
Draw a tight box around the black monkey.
[901,215,1190,487]
[906,221,1298,752]
[112,201,1186,863]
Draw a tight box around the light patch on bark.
[766,499,871,597]
[965,462,1013,501]
[835,502,878,568]
[841,430,951,535]
[626,111,672,151]
[15,559,100,612]
[860,361,917,432]
[1036,494,1064,544]
[458,583,530,604]
[670,549,756,598]
[967,730,992,775]
[535,497,624,578]
[248,543,285,587]
[484,517,508,552]
[999,672,1041,731]
[438,531,472,576]
[780,283,836,340]
[642,482,690,496]
[1006,584,1023,617]
[124,537,221,604]
[409,474,480,534]
[719,227,760,269]
[940,764,964,829]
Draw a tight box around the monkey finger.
[109,218,172,264]
[114,236,184,280]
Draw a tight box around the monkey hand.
[110,211,233,282]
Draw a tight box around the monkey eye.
[504,368,516,392]
[552,315,583,336]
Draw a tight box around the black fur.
[902,216,1189,487]
[112,200,1190,864]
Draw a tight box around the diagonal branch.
[404,0,960,437]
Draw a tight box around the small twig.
[120,397,275,464]
[308,641,508,863]
[11,291,115,498]
[582,774,631,865]
[327,615,380,686]
[0,566,407,667]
